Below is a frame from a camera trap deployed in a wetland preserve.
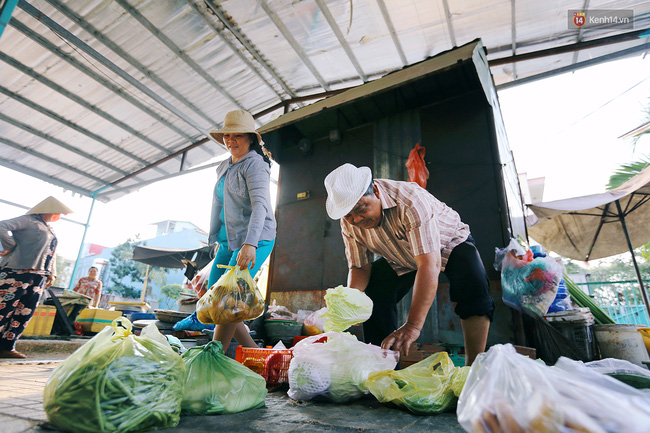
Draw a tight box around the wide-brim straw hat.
[324,163,372,220]
[209,110,263,145]
[26,196,74,215]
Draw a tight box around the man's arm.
[347,263,372,291]
[380,249,441,356]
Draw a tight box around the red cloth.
[405,143,429,188]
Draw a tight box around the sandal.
[0,349,27,359]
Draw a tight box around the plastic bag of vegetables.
[181,340,267,415]
[287,331,398,403]
[321,285,373,332]
[196,265,264,324]
[365,352,470,415]
[43,317,185,433]
[457,344,650,433]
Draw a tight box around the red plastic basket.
[235,346,293,387]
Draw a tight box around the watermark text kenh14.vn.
[569,10,634,30]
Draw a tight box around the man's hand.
[381,321,421,357]
[236,244,256,271]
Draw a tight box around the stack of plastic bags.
[457,344,650,433]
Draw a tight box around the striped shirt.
[341,179,470,275]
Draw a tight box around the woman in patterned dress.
[73,266,103,308]
[0,196,73,359]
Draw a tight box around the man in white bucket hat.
[324,163,493,366]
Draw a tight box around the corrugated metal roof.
[1,0,649,202]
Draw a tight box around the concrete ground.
[1,339,467,433]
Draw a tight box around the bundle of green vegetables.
[43,317,185,433]
[564,273,616,325]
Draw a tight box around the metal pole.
[67,193,97,290]
[615,200,650,318]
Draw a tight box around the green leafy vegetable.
[322,286,373,332]
[43,318,185,433]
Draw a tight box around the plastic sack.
[266,299,297,320]
[321,286,373,332]
[366,352,470,415]
[494,239,563,318]
[196,266,264,325]
[43,317,185,433]
[188,258,214,298]
[547,278,573,313]
[181,340,267,415]
[405,142,429,189]
[303,307,327,335]
[287,331,398,403]
[457,344,650,433]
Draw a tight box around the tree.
[159,284,183,309]
[108,238,145,298]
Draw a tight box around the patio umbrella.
[526,165,650,316]
[131,245,212,270]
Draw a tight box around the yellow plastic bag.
[43,317,185,433]
[365,352,470,415]
[196,265,264,324]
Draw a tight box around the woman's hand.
[236,244,257,271]
[45,275,56,288]
[0,250,10,256]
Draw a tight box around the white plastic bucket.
[594,324,650,367]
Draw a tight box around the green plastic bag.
[43,317,185,433]
[365,352,470,415]
[181,340,267,414]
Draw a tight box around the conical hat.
[26,196,74,215]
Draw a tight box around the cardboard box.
[23,305,56,336]
[76,308,122,333]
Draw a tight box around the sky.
[1,53,650,262]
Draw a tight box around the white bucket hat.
[324,163,372,220]
[26,196,74,215]
[208,110,263,145]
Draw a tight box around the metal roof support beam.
[188,0,290,99]
[0,52,173,156]
[113,0,244,113]
[440,0,457,48]
[489,28,648,66]
[510,0,517,80]
[375,0,407,66]
[107,138,210,188]
[43,0,217,128]
[0,0,18,39]
[496,41,650,90]
[315,0,367,82]
[9,19,196,144]
[258,0,331,91]
[0,136,107,185]
[0,158,92,196]
[572,0,591,64]
[0,111,127,176]
[18,1,212,138]
[0,84,167,175]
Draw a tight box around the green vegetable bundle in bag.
[181,340,267,414]
[365,352,470,415]
[43,317,185,433]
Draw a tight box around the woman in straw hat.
[177,110,276,351]
[0,196,73,358]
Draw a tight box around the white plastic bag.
[457,344,650,433]
[287,331,398,403]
